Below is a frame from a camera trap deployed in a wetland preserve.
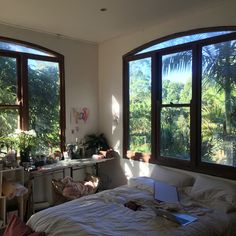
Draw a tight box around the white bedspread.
[27,179,236,236]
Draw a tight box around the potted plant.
[12,129,37,163]
[83,133,110,157]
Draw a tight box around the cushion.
[3,215,45,236]
[190,175,236,212]
[128,177,155,193]
[150,167,195,187]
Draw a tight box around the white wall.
[0,23,98,144]
[98,0,236,186]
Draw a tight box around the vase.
[20,149,31,163]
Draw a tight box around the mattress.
[27,177,236,236]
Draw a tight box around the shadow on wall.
[98,151,127,190]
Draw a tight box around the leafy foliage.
[0,56,60,154]
[83,133,110,152]
[129,58,151,153]
[28,61,60,152]
[10,129,37,152]
[128,37,236,166]
[0,57,18,138]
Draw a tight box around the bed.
[27,171,236,236]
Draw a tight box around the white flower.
[15,129,22,134]
[11,129,37,151]
[14,129,36,137]
[25,130,37,137]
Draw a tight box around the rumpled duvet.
[27,178,236,236]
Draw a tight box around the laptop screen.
[154,181,179,204]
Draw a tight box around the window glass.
[0,56,17,104]
[137,31,235,55]
[160,50,192,160]
[28,59,60,153]
[0,109,18,137]
[201,40,236,167]
[0,38,64,157]
[162,51,192,104]
[129,58,151,153]
[0,109,18,156]
[0,41,53,57]
[160,107,190,160]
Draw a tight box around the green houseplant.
[12,129,37,163]
[83,133,110,156]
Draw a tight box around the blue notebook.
[155,209,197,226]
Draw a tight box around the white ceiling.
[0,0,224,43]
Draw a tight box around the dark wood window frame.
[0,36,66,151]
[123,26,236,180]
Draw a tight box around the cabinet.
[0,167,24,229]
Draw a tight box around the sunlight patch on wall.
[139,161,151,177]
[124,161,134,179]
[112,95,120,134]
[124,159,152,179]
[114,139,120,153]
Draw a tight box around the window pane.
[137,31,235,54]
[160,107,190,160]
[129,58,151,153]
[162,51,192,104]
[0,109,18,137]
[0,109,18,156]
[0,56,17,104]
[0,41,53,57]
[28,60,60,153]
[201,40,236,167]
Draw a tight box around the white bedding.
[27,178,236,236]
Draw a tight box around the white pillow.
[190,175,236,211]
[150,167,194,187]
[128,176,155,193]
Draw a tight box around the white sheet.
[27,178,236,236]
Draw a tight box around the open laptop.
[154,181,179,204]
[154,181,198,225]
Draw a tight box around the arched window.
[0,37,65,153]
[123,27,236,179]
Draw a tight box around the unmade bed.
[27,175,236,236]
